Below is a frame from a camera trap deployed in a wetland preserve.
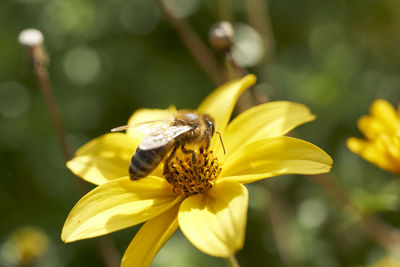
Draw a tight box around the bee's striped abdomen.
[129,146,169,180]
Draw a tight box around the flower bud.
[209,21,234,53]
[18,29,44,47]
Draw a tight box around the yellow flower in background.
[61,74,332,266]
[1,226,49,265]
[347,99,400,174]
[368,257,400,267]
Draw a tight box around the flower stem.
[263,183,299,267]
[31,47,72,161]
[20,29,121,267]
[309,174,400,251]
[226,254,241,267]
[244,0,275,64]
[217,0,234,22]
[156,0,226,85]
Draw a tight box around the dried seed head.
[18,29,44,48]
[209,21,234,53]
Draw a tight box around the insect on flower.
[62,75,333,267]
[111,110,226,180]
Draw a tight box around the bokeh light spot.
[163,0,201,18]
[309,22,344,56]
[40,0,95,35]
[232,23,265,67]
[298,198,327,229]
[63,46,101,85]
[119,0,160,35]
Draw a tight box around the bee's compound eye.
[208,120,215,133]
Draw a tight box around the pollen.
[163,147,221,195]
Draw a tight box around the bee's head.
[202,113,225,154]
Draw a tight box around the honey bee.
[111,110,225,180]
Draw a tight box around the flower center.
[163,147,221,195]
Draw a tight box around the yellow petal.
[222,101,315,154]
[358,115,390,140]
[62,176,183,243]
[67,133,138,185]
[121,205,179,267]
[370,99,400,134]
[347,137,400,174]
[219,136,333,184]
[178,181,248,257]
[126,106,177,138]
[197,74,256,133]
[369,257,400,267]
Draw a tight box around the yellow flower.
[1,226,49,265]
[368,257,400,267]
[62,74,332,266]
[347,99,400,174]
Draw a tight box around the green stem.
[21,31,120,267]
[156,0,226,84]
[226,254,240,267]
[217,0,233,22]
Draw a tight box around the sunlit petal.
[66,133,138,185]
[126,106,177,138]
[121,205,179,267]
[370,99,400,134]
[197,74,256,134]
[62,176,183,243]
[222,101,315,154]
[347,137,400,174]
[219,137,333,184]
[178,181,248,257]
[358,116,390,140]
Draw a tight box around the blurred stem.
[156,0,226,84]
[225,52,247,79]
[224,51,259,112]
[264,184,299,267]
[244,0,275,63]
[243,0,274,102]
[98,237,121,267]
[309,174,400,252]
[23,40,120,267]
[226,254,240,267]
[217,0,234,22]
[27,44,88,194]
[30,46,72,161]
[216,5,287,262]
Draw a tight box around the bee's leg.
[163,145,178,175]
[181,145,198,177]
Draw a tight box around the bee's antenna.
[216,131,226,154]
[111,125,132,132]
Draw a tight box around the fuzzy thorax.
[163,147,221,195]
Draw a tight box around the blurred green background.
[1,0,400,266]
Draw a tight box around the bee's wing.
[139,125,193,150]
[111,120,171,133]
